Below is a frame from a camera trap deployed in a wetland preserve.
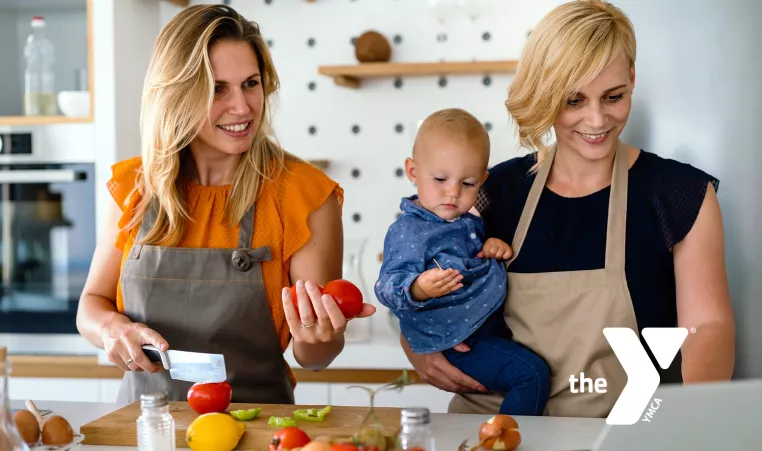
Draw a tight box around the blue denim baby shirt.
[375,196,507,354]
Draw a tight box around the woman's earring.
[412,182,417,187]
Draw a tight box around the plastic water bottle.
[136,393,175,451]
[23,16,56,116]
[397,407,436,451]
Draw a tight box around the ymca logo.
[603,327,689,425]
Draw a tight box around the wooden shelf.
[318,60,518,88]
[0,115,93,127]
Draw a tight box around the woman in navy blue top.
[400,0,736,417]
[479,149,719,346]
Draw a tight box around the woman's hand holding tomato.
[282,279,375,345]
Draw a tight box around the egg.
[12,409,40,444]
[41,415,74,445]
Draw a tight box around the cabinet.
[0,0,93,125]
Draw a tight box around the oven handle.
[0,169,86,183]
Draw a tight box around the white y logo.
[603,327,689,425]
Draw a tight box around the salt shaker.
[397,407,435,451]
[137,392,175,451]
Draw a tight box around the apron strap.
[508,143,557,264]
[136,199,159,243]
[237,204,256,249]
[507,141,628,270]
[135,198,257,249]
[605,141,628,270]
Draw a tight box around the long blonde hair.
[505,0,636,166]
[127,5,289,246]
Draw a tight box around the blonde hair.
[127,4,290,246]
[506,0,636,165]
[414,108,490,163]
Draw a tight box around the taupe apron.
[116,200,294,405]
[449,141,638,417]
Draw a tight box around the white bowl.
[57,91,90,117]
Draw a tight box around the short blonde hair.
[506,0,636,164]
[414,108,490,163]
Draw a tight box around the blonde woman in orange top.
[76,4,375,404]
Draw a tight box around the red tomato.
[324,279,364,319]
[290,284,324,318]
[270,426,311,451]
[329,443,360,451]
[186,381,231,415]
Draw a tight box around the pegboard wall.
[181,0,562,340]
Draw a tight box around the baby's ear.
[404,157,417,183]
[482,170,490,182]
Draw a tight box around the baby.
[375,108,550,416]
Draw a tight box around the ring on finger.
[124,358,134,366]
[301,321,317,329]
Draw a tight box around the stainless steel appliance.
[0,132,95,333]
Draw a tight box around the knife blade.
[141,345,227,384]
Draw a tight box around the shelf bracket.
[333,75,361,89]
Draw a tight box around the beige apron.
[116,200,294,405]
[449,141,638,417]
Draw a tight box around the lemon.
[186,412,245,451]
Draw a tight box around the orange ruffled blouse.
[107,156,344,383]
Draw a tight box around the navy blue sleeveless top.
[478,150,718,358]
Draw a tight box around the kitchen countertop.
[9,399,607,451]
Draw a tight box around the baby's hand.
[411,268,464,301]
[477,237,513,260]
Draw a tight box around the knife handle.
[142,345,170,370]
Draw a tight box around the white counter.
[10,399,606,451]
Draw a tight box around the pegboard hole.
[266,39,274,47]
[308,81,316,91]
[482,31,492,41]
[484,122,493,132]
[394,123,404,134]
[438,76,448,88]
[307,37,316,47]
[308,126,317,135]
[482,76,492,86]
[436,33,448,42]
[395,168,404,178]
[351,168,361,179]
[352,213,362,223]
[351,124,361,134]
[393,34,403,45]
[394,77,404,89]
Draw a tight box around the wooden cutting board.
[81,402,403,449]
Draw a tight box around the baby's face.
[407,132,488,221]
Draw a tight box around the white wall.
[614,0,762,379]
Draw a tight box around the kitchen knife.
[141,345,227,384]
